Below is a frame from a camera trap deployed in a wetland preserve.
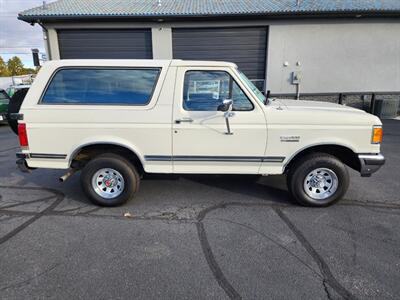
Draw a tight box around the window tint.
[183,71,253,111]
[0,91,9,102]
[42,68,160,105]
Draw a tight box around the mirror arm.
[224,113,233,135]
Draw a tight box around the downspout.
[37,21,52,60]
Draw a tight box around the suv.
[0,89,10,124]
[14,60,385,207]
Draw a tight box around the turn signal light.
[18,123,29,148]
[371,126,383,144]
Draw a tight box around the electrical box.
[292,71,301,84]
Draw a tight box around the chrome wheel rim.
[91,168,125,199]
[303,168,338,200]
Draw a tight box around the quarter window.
[42,68,160,105]
[183,71,253,111]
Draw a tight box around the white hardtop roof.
[43,59,237,68]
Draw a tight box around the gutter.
[18,10,400,24]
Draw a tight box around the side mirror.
[218,99,234,135]
[217,99,233,112]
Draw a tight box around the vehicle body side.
[0,89,10,123]
[18,59,381,176]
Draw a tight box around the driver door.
[172,67,267,174]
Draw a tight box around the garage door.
[58,29,153,59]
[172,27,267,90]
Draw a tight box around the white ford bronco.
[13,59,385,207]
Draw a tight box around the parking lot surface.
[0,120,399,299]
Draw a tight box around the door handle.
[175,118,193,124]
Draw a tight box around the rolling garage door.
[58,29,153,59]
[172,27,267,91]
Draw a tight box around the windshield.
[237,70,266,104]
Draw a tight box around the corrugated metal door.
[58,29,153,59]
[172,27,267,91]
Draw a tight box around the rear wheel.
[81,153,140,206]
[287,153,349,207]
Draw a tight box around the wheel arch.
[69,141,145,174]
[284,143,361,174]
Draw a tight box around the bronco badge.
[280,136,300,142]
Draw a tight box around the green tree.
[7,56,25,76]
[0,56,10,77]
[24,67,37,74]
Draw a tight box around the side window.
[0,91,9,103]
[183,71,253,111]
[41,68,160,105]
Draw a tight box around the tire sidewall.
[81,154,139,206]
[289,155,349,207]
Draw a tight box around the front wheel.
[287,153,349,207]
[81,153,140,206]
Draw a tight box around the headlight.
[371,125,383,144]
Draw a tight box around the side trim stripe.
[145,155,285,163]
[30,153,67,159]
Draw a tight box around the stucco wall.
[267,22,400,94]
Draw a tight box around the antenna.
[42,1,47,10]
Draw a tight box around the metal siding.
[58,29,152,59]
[172,27,267,80]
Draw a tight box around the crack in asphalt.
[196,221,242,300]
[1,185,399,299]
[0,186,64,246]
[0,195,56,210]
[341,199,400,210]
[323,279,334,300]
[208,217,323,279]
[274,207,357,300]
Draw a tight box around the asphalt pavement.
[0,120,399,299]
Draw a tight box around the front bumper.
[358,153,385,177]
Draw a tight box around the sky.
[0,0,56,67]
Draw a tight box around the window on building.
[42,68,160,105]
[183,71,253,111]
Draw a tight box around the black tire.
[7,88,29,135]
[80,153,140,206]
[287,153,349,207]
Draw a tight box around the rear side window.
[41,68,160,105]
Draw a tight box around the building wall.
[267,22,400,94]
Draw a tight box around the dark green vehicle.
[0,89,10,124]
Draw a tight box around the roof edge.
[18,10,400,24]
